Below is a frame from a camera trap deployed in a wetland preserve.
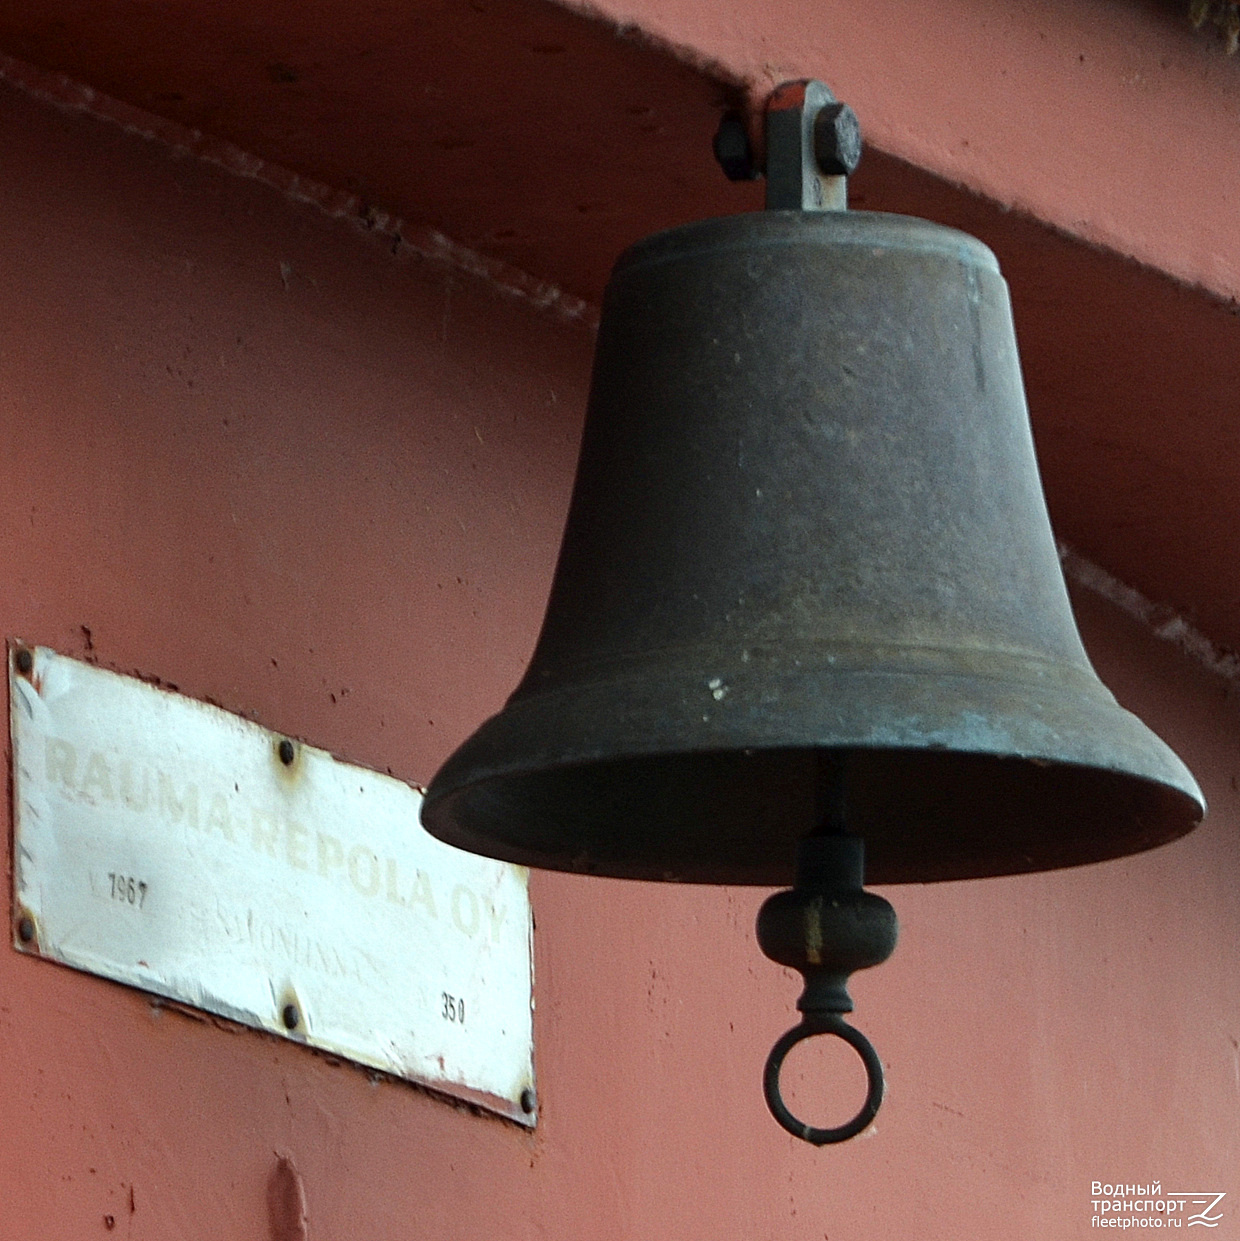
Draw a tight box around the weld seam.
[1059,541,1240,682]
[0,50,599,328]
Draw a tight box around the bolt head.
[520,1087,536,1114]
[282,1003,300,1030]
[14,648,32,675]
[17,916,34,944]
[278,738,295,766]
[814,103,862,176]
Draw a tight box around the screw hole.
[17,916,34,944]
[282,1003,300,1030]
[520,1087,536,1114]
[14,648,32,675]
[278,739,295,766]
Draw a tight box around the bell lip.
[422,749,1204,886]
[426,658,1206,806]
[421,665,1206,886]
[607,208,1002,284]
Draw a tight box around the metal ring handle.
[763,1015,885,1144]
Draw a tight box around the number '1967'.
[108,873,147,909]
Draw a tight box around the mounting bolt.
[14,648,32,676]
[713,113,758,182]
[282,1003,300,1030]
[278,738,295,766]
[764,80,855,211]
[813,102,862,176]
[17,916,34,944]
[520,1087,536,1114]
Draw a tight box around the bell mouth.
[421,656,1204,886]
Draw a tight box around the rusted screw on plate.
[520,1088,536,1114]
[17,916,34,944]
[14,648,32,675]
[813,102,862,176]
[278,738,295,766]
[282,1003,300,1030]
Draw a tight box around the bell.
[422,114,1202,886]
[420,80,1203,1142]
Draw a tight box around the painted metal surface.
[0,75,1234,1239]
[10,646,535,1125]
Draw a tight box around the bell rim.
[422,750,1203,886]
[429,651,1203,797]
[422,660,1205,885]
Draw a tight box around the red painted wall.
[0,66,1237,1241]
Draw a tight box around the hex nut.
[713,113,758,182]
[814,103,862,176]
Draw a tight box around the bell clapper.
[745,83,893,1145]
[756,832,899,1144]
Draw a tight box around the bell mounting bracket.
[713,79,862,210]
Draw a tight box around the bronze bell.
[421,80,1204,1143]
